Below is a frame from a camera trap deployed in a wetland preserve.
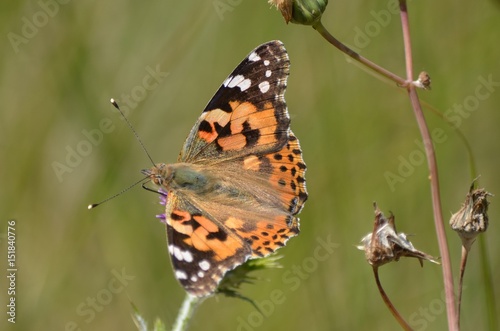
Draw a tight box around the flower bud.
[269,0,328,25]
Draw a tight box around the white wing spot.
[173,246,182,261]
[248,52,261,62]
[265,70,272,77]
[264,60,270,66]
[227,75,244,88]
[175,270,188,280]
[182,250,193,263]
[190,275,198,282]
[197,271,205,278]
[171,246,193,263]
[238,78,251,91]
[199,260,211,271]
[227,75,251,91]
[259,81,270,93]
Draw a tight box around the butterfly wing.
[163,193,251,296]
[179,40,290,163]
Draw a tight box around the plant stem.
[457,245,469,328]
[478,236,499,330]
[398,1,458,330]
[313,3,460,329]
[373,267,413,331]
[312,21,407,87]
[172,294,203,331]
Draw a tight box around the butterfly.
[142,40,307,297]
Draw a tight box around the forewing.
[179,40,290,163]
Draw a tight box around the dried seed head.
[269,0,328,25]
[414,71,431,90]
[357,203,440,267]
[450,179,493,250]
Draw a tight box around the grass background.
[1,1,499,330]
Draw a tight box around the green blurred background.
[1,1,499,330]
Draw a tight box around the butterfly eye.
[154,175,164,186]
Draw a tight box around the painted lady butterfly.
[142,40,307,297]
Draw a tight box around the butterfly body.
[144,41,307,297]
[144,163,211,193]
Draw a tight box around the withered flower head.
[449,179,493,250]
[357,203,440,268]
[269,0,328,25]
[414,71,431,90]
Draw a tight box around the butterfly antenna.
[88,176,149,209]
[110,98,156,166]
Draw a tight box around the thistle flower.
[269,0,328,25]
[449,179,492,250]
[358,203,439,267]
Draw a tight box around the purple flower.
[155,188,168,224]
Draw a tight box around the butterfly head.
[141,163,171,187]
